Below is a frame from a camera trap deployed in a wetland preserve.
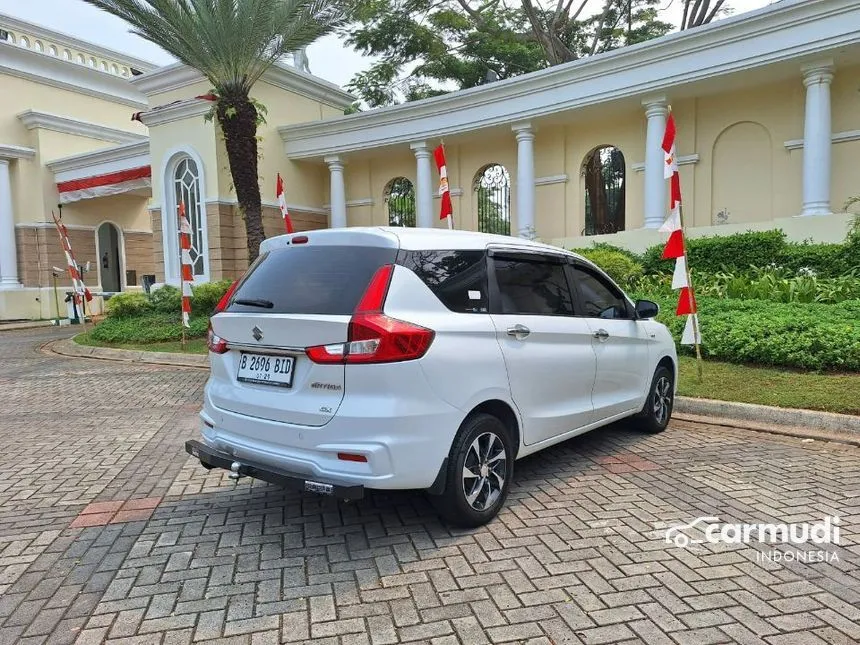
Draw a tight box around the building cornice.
[137,99,212,127]
[632,154,699,172]
[535,174,568,186]
[0,144,36,160]
[47,141,150,182]
[202,198,328,216]
[131,61,355,110]
[784,129,860,150]
[0,42,148,109]
[18,110,146,144]
[0,11,157,73]
[279,0,858,159]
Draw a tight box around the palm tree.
[84,0,346,263]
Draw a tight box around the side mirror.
[635,299,659,319]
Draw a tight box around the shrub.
[641,230,788,275]
[572,248,644,287]
[630,294,860,371]
[149,285,182,313]
[91,312,209,344]
[104,292,151,318]
[191,280,234,317]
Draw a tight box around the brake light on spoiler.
[306,264,435,364]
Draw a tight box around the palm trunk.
[217,91,264,264]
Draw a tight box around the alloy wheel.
[461,431,507,511]
[653,376,672,425]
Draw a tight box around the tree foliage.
[344,0,731,108]
[84,0,346,262]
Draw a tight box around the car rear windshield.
[225,245,398,315]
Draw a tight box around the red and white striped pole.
[178,202,193,348]
[52,210,92,325]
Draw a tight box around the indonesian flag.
[276,173,294,233]
[662,113,678,180]
[433,144,453,229]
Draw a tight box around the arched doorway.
[384,177,416,227]
[583,146,626,235]
[97,222,123,293]
[474,164,511,235]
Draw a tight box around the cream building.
[1,0,858,321]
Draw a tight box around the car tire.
[430,413,514,528]
[637,364,674,433]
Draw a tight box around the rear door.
[208,236,398,427]
[566,262,653,419]
[488,249,597,445]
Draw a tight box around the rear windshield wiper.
[233,298,274,309]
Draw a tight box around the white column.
[800,62,834,216]
[512,123,536,239]
[324,155,347,228]
[642,97,669,229]
[410,141,434,228]
[0,160,21,288]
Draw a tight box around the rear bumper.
[185,439,364,501]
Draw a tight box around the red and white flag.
[276,173,294,233]
[660,110,700,346]
[51,210,92,306]
[178,202,193,328]
[433,144,454,229]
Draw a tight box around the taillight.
[207,323,228,354]
[214,279,240,314]
[305,264,435,364]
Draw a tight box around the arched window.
[19,36,30,48]
[384,177,416,227]
[173,157,206,277]
[112,64,119,75]
[48,45,58,56]
[89,57,97,68]
[77,53,85,64]
[63,49,72,60]
[34,40,44,52]
[474,164,511,235]
[582,146,625,236]
[100,61,109,71]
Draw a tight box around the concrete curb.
[0,320,58,331]
[48,337,208,369]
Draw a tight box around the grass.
[75,332,208,355]
[678,355,860,415]
[74,333,859,415]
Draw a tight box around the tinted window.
[398,250,488,313]
[569,265,630,319]
[492,255,574,315]
[227,245,397,315]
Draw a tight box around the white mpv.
[186,227,677,527]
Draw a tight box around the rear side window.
[397,250,488,313]
[491,255,575,315]
[226,245,397,315]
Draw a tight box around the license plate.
[237,352,295,388]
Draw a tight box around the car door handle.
[506,324,530,339]
[593,329,610,341]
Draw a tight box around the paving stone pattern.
[0,327,858,644]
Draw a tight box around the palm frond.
[83,0,348,93]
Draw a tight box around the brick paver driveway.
[1,327,859,645]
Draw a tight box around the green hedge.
[573,248,643,287]
[633,294,860,371]
[90,312,210,344]
[639,229,860,277]
[105,280,234,320]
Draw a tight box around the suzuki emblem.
[252,326,263,341]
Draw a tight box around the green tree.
[344,0,708,107]
[85,0,346,263]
